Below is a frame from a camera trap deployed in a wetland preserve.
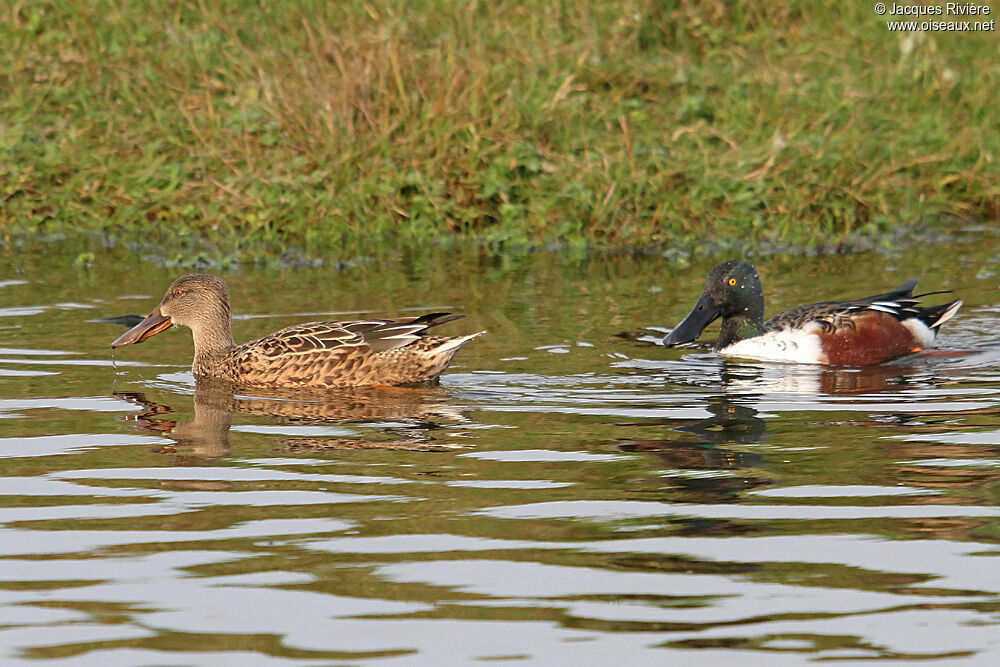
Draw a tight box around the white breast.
[719,324,826,364]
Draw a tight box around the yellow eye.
[728,278,737,286]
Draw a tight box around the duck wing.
[240,312,464,358]
[764,301,883,334]
[764,278,958,335]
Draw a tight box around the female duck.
[112,274,484,387]
[664,260,961,365]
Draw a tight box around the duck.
[663,260,962,365]
[111,274,485,387]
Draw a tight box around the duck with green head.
[664,260,962,366]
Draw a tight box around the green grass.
[1,0,997,263]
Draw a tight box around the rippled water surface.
[2,239,1000,664]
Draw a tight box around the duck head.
[111,274,232,349]
[664,260,765,348]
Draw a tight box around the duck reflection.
[617,393,770,502]
[116,381,469,464]
[692,357,944,396]
[623,328,960,396]
[116,390,232,463]
[801,361,941,395]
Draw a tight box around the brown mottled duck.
[111,274,485,388]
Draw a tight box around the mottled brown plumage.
[111,274,485,388]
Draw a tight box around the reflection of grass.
[2,1,997,262]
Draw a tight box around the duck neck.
[189,308,235,371]
[717,315,764,350]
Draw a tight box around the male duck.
[111,274,485,387]
[664,260,962,365]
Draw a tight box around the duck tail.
[433,330,487,354]
[922,299,962,331]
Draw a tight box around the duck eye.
[173,289,185,297]
[728,278,737,286]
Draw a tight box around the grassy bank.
[2,0,997,263]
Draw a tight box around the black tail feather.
[410,312,465,330]
[911,289,953,300]
[864,278,918,302]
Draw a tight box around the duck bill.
[664,293,720,346]
[111,307,172,348]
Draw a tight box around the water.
[1,238,999,664]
